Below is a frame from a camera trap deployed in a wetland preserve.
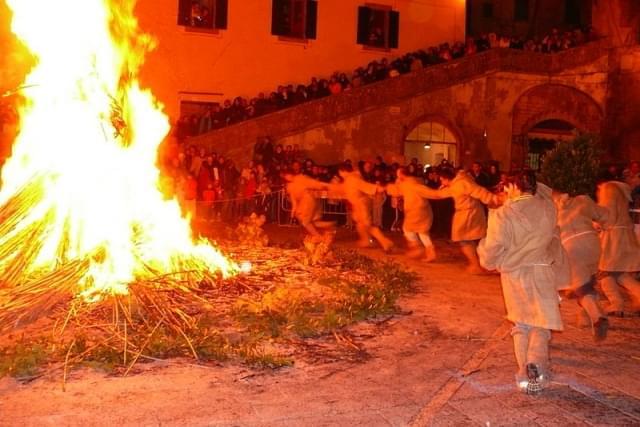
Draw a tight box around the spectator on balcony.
[351,68,364,88]
[439,44,453,61]
[329,76,343,95]
[292,85,308,105]
[317,79,331,98]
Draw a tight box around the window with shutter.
[177,0,228,31]
[271,0,318,40]
[356,4,399,50]
[514,0,529,22]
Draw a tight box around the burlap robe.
[478,194,565,331]
[597,181,640,272]
[386,176,440,234]
[287,174,326,226]
[435,171,497,242]
[552,193,607,290]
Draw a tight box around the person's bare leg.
[460,241,483,274]
[600,275,625,316]
[619,273,640,312]
[370,226,394,251]
[356,223,372,247]
[418,233,436,262]
[511,324,530,392]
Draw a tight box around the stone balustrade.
[187,39,611,162]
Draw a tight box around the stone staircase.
[189,39,611,162]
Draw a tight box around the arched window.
[404,120,458,169]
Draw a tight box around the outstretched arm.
[477,209,509,271]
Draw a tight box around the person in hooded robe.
[596,181,640,316]
[548,185,609,341]
[335,164,393,251]
[283,172,334,241]
[434,166,499,274]
[478,171,568,395]
[385,166,440,260]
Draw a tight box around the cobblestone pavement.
[1,232,639,426]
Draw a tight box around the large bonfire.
[0,0,236,330]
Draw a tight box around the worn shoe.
[592,317,609,342]
[525,363,547,395]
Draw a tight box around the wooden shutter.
[271,0,287,36]
[215,0,228,29]
[357,6,371,44]
[305,0,318,39]
[177,0,191,26]
[388,10,399,49]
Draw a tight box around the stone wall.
[189,41,613,169]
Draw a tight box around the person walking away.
[478,172,567,395]
[385,167,439,261]
[597,181,640,316]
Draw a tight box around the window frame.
[271,0,318,42]
[357,4,399,51]
[482,1,494,19]
[177,0,228,33]
[514,0,530,22]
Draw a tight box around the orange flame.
[2,0,236,300]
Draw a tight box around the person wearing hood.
[550,186,609,341]
[335,165,393,251]
[478,171,567,395]
[596,181,640,316]
[283,172,332,241]
[434,166,499,273]
[385,167,439,260]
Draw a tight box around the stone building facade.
[189,0,640,168]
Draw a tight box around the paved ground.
[1,228,639,426]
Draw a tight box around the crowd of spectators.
[162,138,510,233]
[161,136,640,242]
[176,27,596,140]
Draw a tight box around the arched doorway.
[525,119,576,171]
[511,84,603,169]
[404,120,458,170]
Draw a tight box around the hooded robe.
[478,194,564,331]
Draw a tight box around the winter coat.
[386,176,439,234]
[597,181,640,272]
[478,194,565,331]
[287,174,327,226]
[435,171,497,242]
[553,193,607,290]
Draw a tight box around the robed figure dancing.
[336,165,393,251]
[549,186,609,340]
[478,172,568,395]
[435,167,499,273]
[385,167,439,261]
[283,172,335,241]
[597,181,640,316]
